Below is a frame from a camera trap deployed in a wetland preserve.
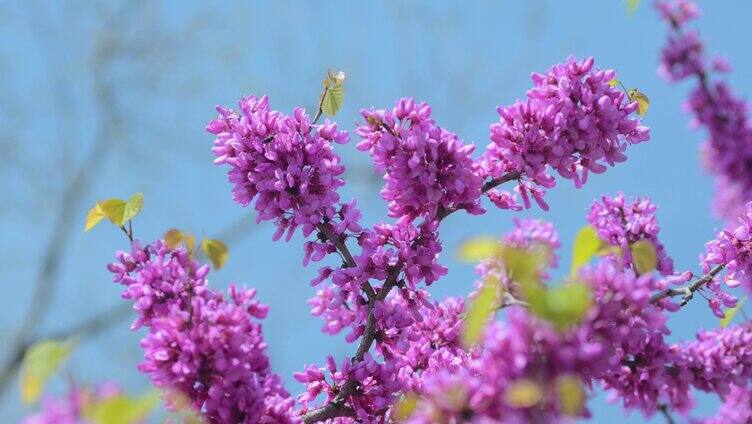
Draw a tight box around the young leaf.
[20,338,76,404]
[392,392,419,421]
[82,390,160,424]
[84,203,106,232]
[555,374,586,416]
[720,296,747,328]
[523,280,592,331]
[504,379,543,408]
[321,70,345,117]
[461,277,500,349]
[322,85,344,117]
[456,236,501,263]
[98,198,128,226]
[123,193,143,223]
[184,234,196,252]
[627,0,641,14]
[628,89,650,116]
[164,229,184,249]
[545,282,592,330]
[201,239,229,269]
[570,226,602,277]
[630,239,658,275]
[501,244,549,286]
[96,193,143,226]
[608,79,620,88]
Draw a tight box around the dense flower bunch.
[206,95,349,241]
[356,98,485,222]
[587,193,674,275]
[58,45,752,424]
[657,0,752,222]
[108,241,297,423]
[700,202,752,312]
[700,384,752,424]
[481,56,650,211]
[21,383,120,424]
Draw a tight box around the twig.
[658,404,676,424]
[303,171,521,423]
[649,264,725,306]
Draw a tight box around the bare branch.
[649,264,725,306]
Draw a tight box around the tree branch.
[649,264,725,306]
[303,171,521,423]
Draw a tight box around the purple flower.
[587,193,674,276]
[357,98,485,222]
[482,56,649,212]
[207,95,349,241]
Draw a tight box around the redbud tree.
[19,1,752,423]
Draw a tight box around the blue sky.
[2,1,752,422]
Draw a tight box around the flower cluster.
[587,193,674,276]
[21,383,120,424]
[206,95,349,241]
[300,292,468,422]
[482,56,649,211]
[700,202,752,314]
[357,98,485,222]
[108,241,297,423]
[700,384,752,424]
[657,0,752,223]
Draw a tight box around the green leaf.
[570,226,603,277]
[627,0,641,14]
[721,296,747,327]
[20,338,76,404]
[631,239,658,275]
[321,70,345,117]
[98,199,127,226]
[84,203,106,232]
[392,392,419,421]
[82,390,160,424]
[201,238,229,269]
[501,244,549,286]
[456,236,501,263]
[462,277,500,349]
[504,379,543,408]
[523,281,592,331]
[98,193,143,226]
[124,193,143,222]
[555,374,586,416]
[608,79,620,88]
[628,89,650,116]
[546,283,592,330]
[164,228,184,249]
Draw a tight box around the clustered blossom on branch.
[51,44,752,424]
[657,0,752,223]
[700,384,752,424]
[587,193,674,275]
[108,241,297,423]
[206,95,349,242]
[201,56,659,423]
[357,97,485,222]
[481,56,650,211]
[699,200,752,314]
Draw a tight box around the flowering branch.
[302,172,521,423]
[650,264,725,305]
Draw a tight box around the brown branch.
[649,264,725,306]
[658,404,676,424]
[303,171,521,423]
